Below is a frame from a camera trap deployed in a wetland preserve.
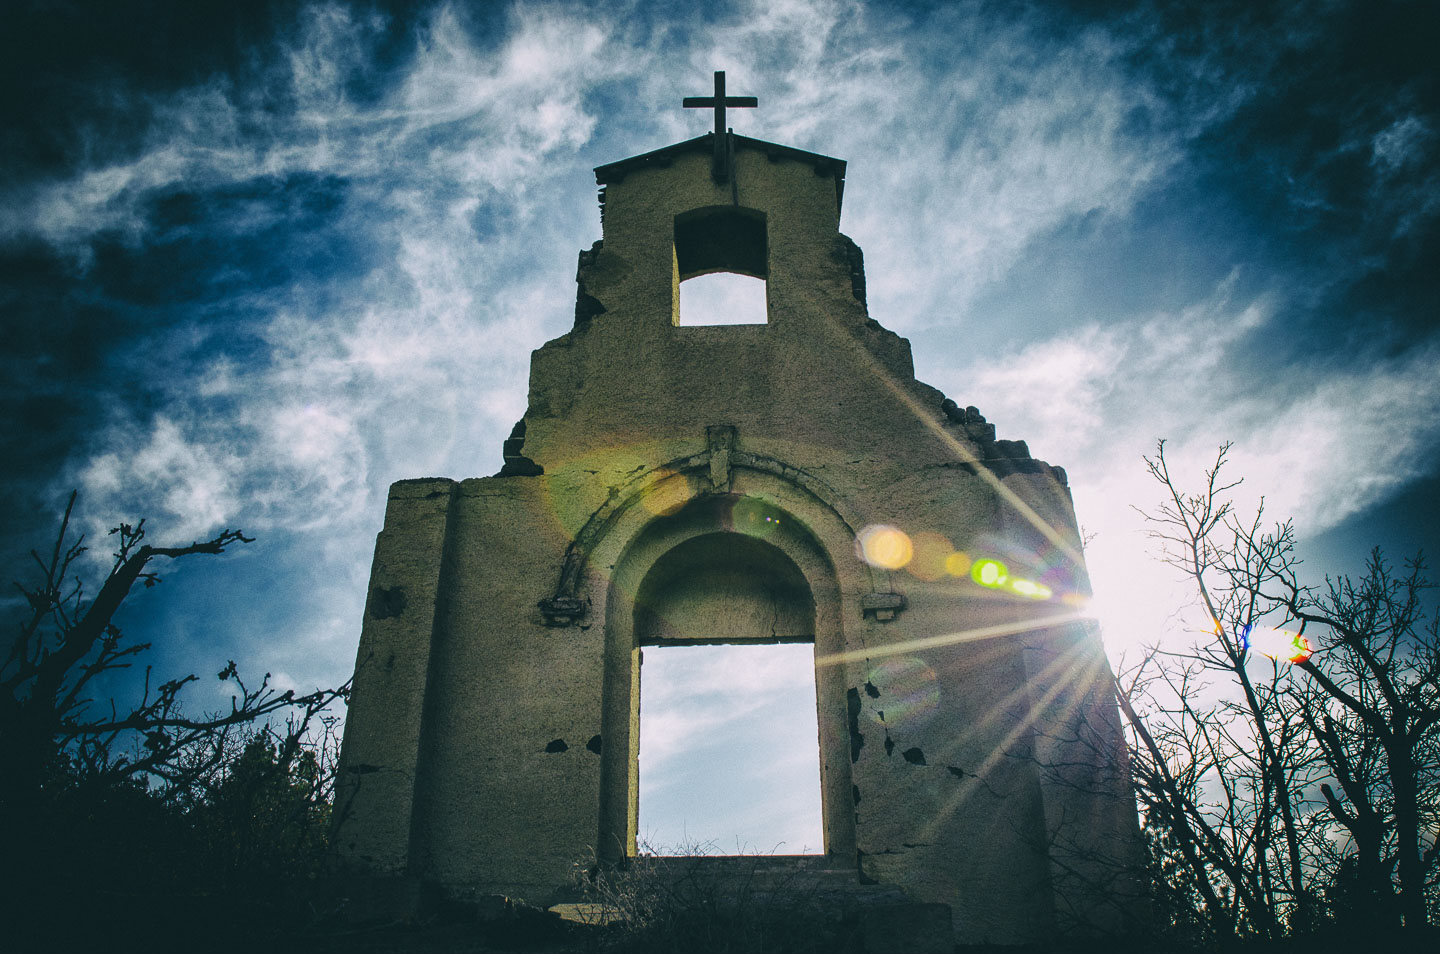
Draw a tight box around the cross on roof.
[682,70,757,138]
[682,71,757,184]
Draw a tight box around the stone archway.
[635,531,813,645]
[597,494,855,864]
[634,531,822,853]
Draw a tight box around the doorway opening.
[637,642,823,855]
[600,500,855,865]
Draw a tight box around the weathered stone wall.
[334,134,1140,944]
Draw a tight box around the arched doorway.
[634,533,823,854]
[598,495,854,863]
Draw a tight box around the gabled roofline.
[594,133,847,213]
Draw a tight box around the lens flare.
[944,551,973,577]
[1243,625,1312,664]
[858,525,914,569]
[861,657,940,731]
[729,496,784,538]
[968,557,1054,600]
[1007,578,1053,600]
[972,558,1008,587]
[908,532,955,581]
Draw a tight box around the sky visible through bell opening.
[2,0,1438,854]
[680,272,768,325]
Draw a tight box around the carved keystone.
[706,424,737,492]
[539,596,586,627]
[861,592,906,622]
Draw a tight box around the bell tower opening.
[678,272,768,326]
[674,206,768,325]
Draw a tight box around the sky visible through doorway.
[639,643,824,855]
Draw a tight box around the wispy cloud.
[639,644,817,769]
[4,3,651,695]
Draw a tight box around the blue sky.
[3,0,1437,850]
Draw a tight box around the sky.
[3,0,1438,852]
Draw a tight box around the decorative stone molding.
[707,424,737,491]
[539,596,586,627]
[551,446,869,602]
[861,592,906,622]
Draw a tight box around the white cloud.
[76,416,243,545]
[840,19,1180,331]
[1371,115,1433,173]
[1367,114,1440,241]
[637,643,824,853]
[1236,343,1440,529]
[33,2,631,535]
[639,644,817,768]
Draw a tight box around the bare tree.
[1275,551,1440,928]
[1118,441,1438,943]
[1,491,348,815]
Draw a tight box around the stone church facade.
[334,113,1140,945]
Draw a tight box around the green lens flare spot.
[972,559,1008,587]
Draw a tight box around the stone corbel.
[861,592,906,622]
[539,596,586,627]
[706,424,737,492]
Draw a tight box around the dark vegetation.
[2,444,1437,952]
[563,849,866,953]
[0,493,347,950]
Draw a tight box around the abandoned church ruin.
[334,74,1140,945]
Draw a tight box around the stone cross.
[683,70,757,183]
